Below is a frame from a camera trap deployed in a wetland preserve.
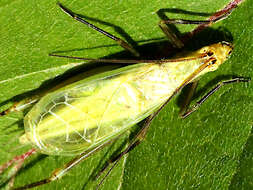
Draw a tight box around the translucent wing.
[24,56,205,155]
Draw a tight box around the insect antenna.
[49,53,207,64]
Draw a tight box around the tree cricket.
[0,0,250,189]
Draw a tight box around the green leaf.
[0,0,252,190]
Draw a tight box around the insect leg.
[11,140,115,190]
[161,11,230,25]
[179,80,199,116]
[189,0,245,38]
[158,19,184,48]
[160,0,244,43]
[57,2,140,57]
[0,149,36,189]
[0,96,40,117]
[181,77,250,118]
[95,113,161,189]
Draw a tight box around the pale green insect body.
[20,43,231,156]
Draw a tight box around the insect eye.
[211,59,217,64]
[207,51,214,56]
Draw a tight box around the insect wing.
[23,63,170,155]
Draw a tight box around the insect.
[0,0,250,189]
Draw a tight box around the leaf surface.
[0,0,252,190]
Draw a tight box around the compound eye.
[211,59,217,64]
[207,51,214,56]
